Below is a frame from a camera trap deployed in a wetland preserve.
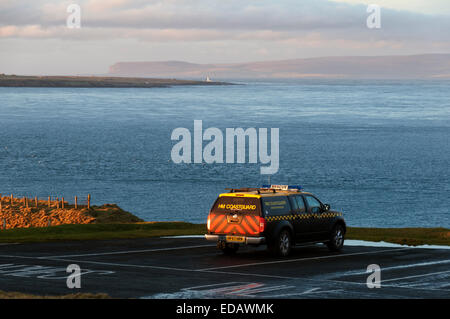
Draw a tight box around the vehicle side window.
[305,195,321,214]
[288,196,298,211]
[262,196,290,216]
[295,196,306,213]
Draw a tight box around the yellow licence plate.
[226,236,245,243]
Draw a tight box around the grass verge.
[0,223,448,246]
[0,222,206,243]
[0,291,110,299]
[346,227,450,246]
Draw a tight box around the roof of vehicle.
[219,186,313,199]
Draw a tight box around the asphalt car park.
[0,237,449,298]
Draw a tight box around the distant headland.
[108,54,450,79]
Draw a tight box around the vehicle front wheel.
[269,229,292,257]
[327,224,345,252]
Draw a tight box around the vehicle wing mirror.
[323,204,330,211]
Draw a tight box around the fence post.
[35,196,38,208]
[87,194,91,209]
[2,218,5,230]
[48,196,51,208]
[0,200,2,213]
[25,197,29,208]
[10,194,13,205]
[75,196,78,209]
[56,197,59,209]
[62,197,64,209]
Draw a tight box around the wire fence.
[0,193,93,230]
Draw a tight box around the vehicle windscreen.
[211,196,261,215]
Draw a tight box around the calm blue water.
[0,79,449,228]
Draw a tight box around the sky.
[0,0,449,75]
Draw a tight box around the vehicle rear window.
[211,196,260,215]
[261,196,291,216]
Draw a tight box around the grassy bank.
[0,222,206,243]
[0,223,448,246]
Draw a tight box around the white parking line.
[0,252,299,279]
[40,257,201,272]
[0,254,43,260]
[201,269,295,280]
[203,269,450,292]
[0,263,115,279]
[41,257,301,279]
[1,250,449,294]
[382,270,450,283]
[40,244,215,259]
[181,282,297,297]
[323,276,450,292]
[198,247,413,271]
[267,288,345,298]
[0,253,197,273]
[334,259,450,277]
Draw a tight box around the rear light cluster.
[259,217,266,233]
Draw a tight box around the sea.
[0,79,449,228]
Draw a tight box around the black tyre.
[269,229,292,257]
[219,242,239,255]
[327,224,345,252]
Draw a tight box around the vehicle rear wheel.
[218,242,239,255]
[269,229,292,257]
[327,224,345,252]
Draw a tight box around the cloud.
[331,0,450,15]
[0,0,448,52]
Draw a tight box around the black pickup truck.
[205,185,346,256]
